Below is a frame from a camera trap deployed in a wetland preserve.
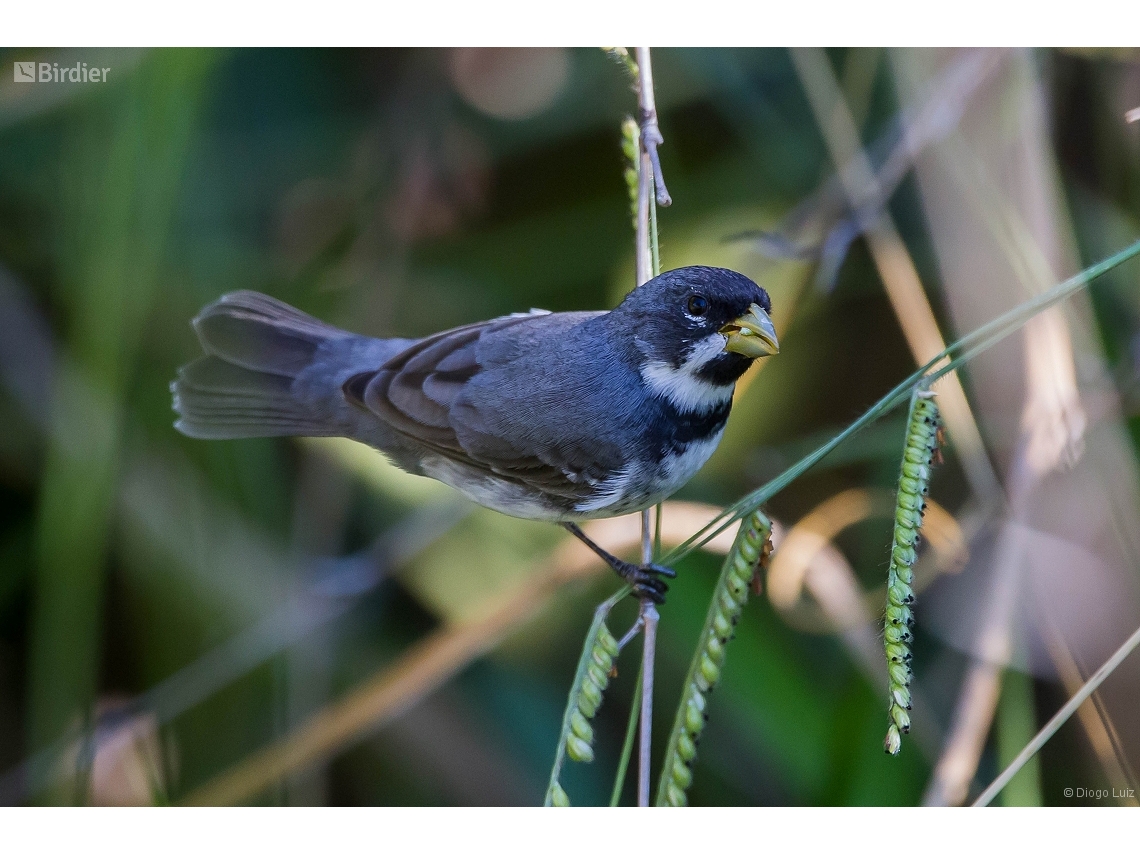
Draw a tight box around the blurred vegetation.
[0,47,1139,806]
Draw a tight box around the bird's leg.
[562,522,676,604]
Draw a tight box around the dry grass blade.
[1039,611,1140,802]
[974,621,1140,806]
[789,46,1000,501]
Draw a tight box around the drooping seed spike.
[882,390,940,756]
[656,510,772,806]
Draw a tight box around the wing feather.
[341,311,627,506]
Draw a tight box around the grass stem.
[974,621,1140,806]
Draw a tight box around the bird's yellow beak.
[721,303,779,358]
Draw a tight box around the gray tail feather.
[172,290,351,439]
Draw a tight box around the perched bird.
[172,266,778,602]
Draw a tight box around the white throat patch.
[640,333,735,413]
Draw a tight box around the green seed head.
[586,661,609,690]
[677,732,696,762]
[891,705,911,732]
[901,461,931,482]
[699,655,721,686]
[719,588,740,616]
[671,762,693,790]
[893,565,915,587]
[706,634,725,663]
[597,625,620,658]
[566,734,595,763]
[570,709,593,742]
[897,488,922,509]
[892,544,917,567]
[690,690,707,713]
[591,646,614,673]
[666,781,687,807]
[888,582,912,608]
[713,613,733,638]
[685,699,705,733]
[895,506,921,530]
[578,681,602,717]
[885,642,908,663]
[903,446,928,465]
[549,782,571,807]
[738,538,759,564]
[894,526,919,548]
[884,724,902,755]
[885,604,913,626]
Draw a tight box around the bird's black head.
[610,266,778,388]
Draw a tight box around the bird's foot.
[613,559,676,605]
[559,523,677,604]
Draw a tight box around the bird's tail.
[172,291,363,439]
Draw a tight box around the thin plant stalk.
[544,588,628,806]
[632,45,668,808]
[610,667,643,807]
[638,605,659,806]
[973,621,1140,806]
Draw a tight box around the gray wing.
[341,312,627,503]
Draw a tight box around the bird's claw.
[619,560,675,604]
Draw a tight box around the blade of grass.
[610,666,643,807]
[544,587,630,806]
[974,621,1140,806]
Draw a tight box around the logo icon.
[13,62,36,83]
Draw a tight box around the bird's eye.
[687,295,709,316]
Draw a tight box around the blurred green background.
[1,47,1139,806]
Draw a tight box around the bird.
[171,266,778,603]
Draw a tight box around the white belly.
[572,426,726,518]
